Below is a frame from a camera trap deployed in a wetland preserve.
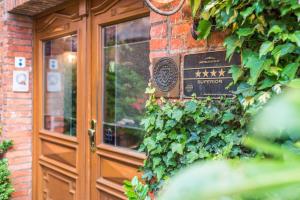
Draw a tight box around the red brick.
[11,169,32,179]
[170,38,184,50]
[208,31,229,48]
[149,51,168,60]
[150,39,167,51]
[150,11,167,23]
[7,25,32,34]
[186,32,207,49]
[170,11,182,24]
[150,23,167,38]
[172,23,190,37]
[8,45,32,52]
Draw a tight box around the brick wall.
[149,7,227,96]
[0,1,33,199]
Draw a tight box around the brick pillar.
[0,1,33,199]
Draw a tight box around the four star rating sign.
[195,68,226,78]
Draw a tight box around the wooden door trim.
[32,0,88,199]
[33,1,150,199]
[90,0,149,199]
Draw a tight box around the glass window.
[102,17,150,150]
[43,35,77,137]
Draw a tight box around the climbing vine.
[0,128,14,200]
[193,0,300,114]
[139,87,253,193]
[124,0,300,199]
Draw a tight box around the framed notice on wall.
[13,71,29,92]
[183,51,241,98]
[47,72,61,92]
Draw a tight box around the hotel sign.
[183,51,241,98]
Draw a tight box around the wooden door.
[33,1,88,199]
[33,0,150,199]
[89,0,149,199]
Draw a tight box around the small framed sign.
[15,57,26,68]
[183,51,241,98]
[152,56,180,98]
[49,59,58,70]
[47,72,61,92]
[13,71,29,92]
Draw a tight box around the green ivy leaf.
[288,31,300,47]
[224,36,243,60]
[229,65,244,84]
[282,63,300,80]
[156,132,167,141]
[268,25,283,36]
[259,41,274,58]
[156,117,164,130]
[258,78,276,90]
[153,157,161,168]
[171,143,184,155]
[190,0,201,17]
[241,49,254,66]
[144,137,156,152]
[184,101,197,113]
[172,109,183,122]
[197,20,212,39]
[154,165,166,181]
[271,43,296,65]
[222,112,235,123]
[186,152,199,164]
[237,28,254,38]
[245,56,272,85]
[240,5,255,19]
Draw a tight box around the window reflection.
[103,17,150,149]
[43,35,77,136]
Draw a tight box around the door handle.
[88,119,97,152]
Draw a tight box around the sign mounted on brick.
[12,71,29,92]
[152,56,180,98]
[15,57,26,68]
[183,51,241,98]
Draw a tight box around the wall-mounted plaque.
[152,56,180,98]
[13,71,29,92]
[184,51,241,98]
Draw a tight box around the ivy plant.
[192,0,300,114]
[137,87,253,193]
[124,176,151,200]
[0,128,14,200]
[124,0,300,199]
[160,89,300,200]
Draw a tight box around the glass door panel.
[102,17,150,149]
[43,34,78,136]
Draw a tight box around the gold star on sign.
[203,70,209,77]
[210,69,217,77]
[219,69,225,77]
[195,70,201,77]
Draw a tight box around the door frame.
[32,0,88,199]
[32,0,149,199]
[90,1,148,199]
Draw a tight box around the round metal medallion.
[153,57,179,92]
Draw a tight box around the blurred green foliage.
[160,89,300,200]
